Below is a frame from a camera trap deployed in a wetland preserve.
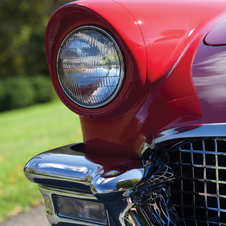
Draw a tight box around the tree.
[0,0,68,77]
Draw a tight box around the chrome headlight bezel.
[56,25,125,109]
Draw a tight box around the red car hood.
[76,0,226,85]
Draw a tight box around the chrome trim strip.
[142,123,226,153]
[154,123,226,145]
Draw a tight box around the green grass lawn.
[0,101,83,222]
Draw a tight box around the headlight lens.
[54,195,107,225]
[57,26,124,108]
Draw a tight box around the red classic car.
[24,0,226,225]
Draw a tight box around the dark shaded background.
[0,0,69,111]
[0,0,69,76]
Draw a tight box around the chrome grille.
[166,138,226,225]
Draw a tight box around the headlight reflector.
[57,26,124,108]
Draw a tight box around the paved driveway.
[0,205,49,226]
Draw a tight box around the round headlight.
[57,26,124,108]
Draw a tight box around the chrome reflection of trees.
[116,179,140,190]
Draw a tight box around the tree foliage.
[0,0,68,77]
[0,75,56,111]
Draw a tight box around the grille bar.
[167,138,226,225]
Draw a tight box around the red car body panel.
[45,0,226,157]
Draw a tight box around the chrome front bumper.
[24,143,146,226]
[25,123,226,226]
